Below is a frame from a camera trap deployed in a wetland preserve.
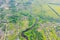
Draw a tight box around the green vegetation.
[0,0,60,40]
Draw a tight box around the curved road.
[21,18,38,40]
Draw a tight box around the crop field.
[0,0,60,40]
